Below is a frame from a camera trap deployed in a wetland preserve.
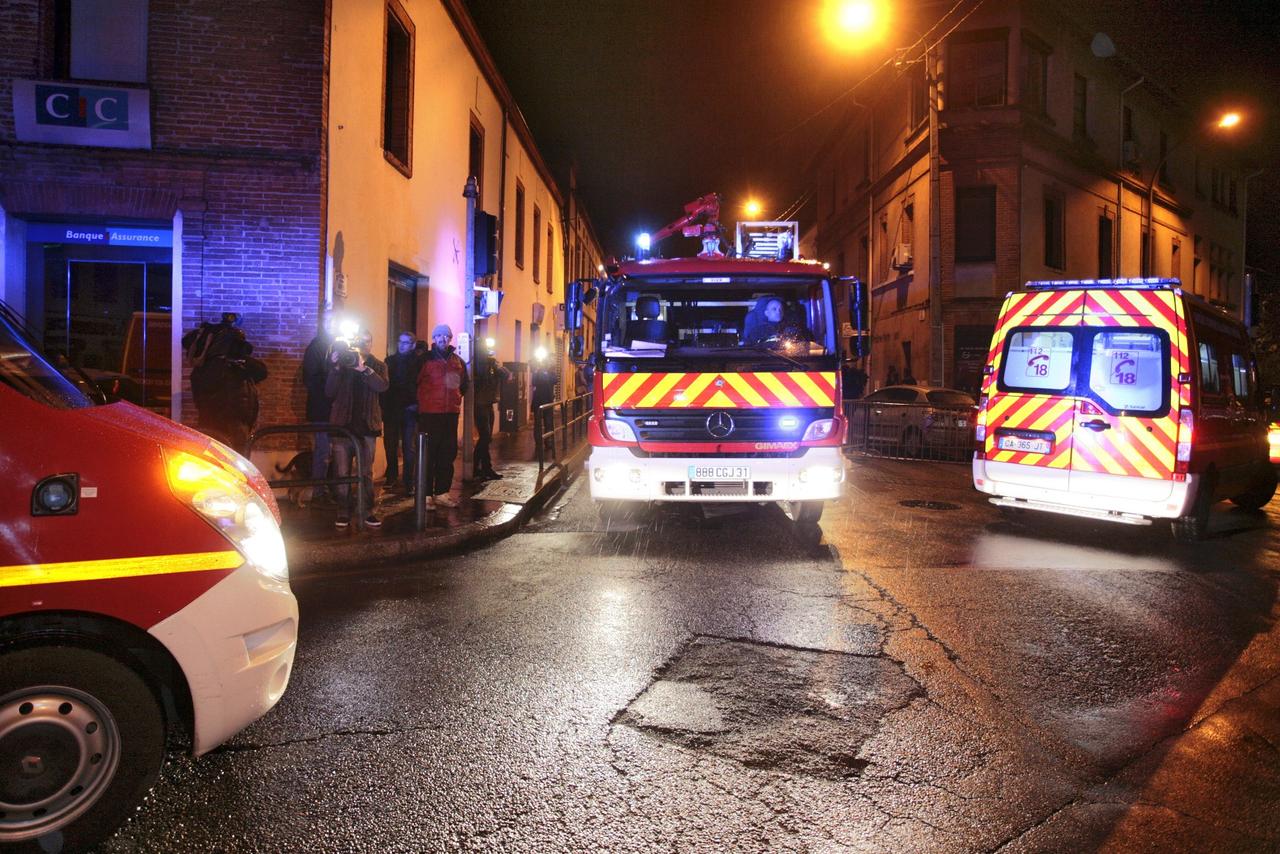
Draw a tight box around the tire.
[900,428,923,458]
[0,646,165,851]
[1172,474,1216,543]
[1230,467,1277,510]
[786,500,824,525]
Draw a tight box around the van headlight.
[164,448,289,583]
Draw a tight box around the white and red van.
[973,278,1275,540]
[0,301,297,849]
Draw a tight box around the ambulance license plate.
[689,465,750,480]
[997,436,1051,454]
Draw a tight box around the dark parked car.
[847,385,976,460]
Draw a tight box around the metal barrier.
[536,391,593,473]
[843,400,976,463]
[248,424,369,530]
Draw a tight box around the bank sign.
[27,223,172,248]
[12,79,151,149]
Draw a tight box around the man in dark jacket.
[415,324,469,508]
[530,348,556,457]
[325,327,389,529]
[471,338,511,480]
[302,309,336,501]
[199,336,268,455]
[381,331,424,492]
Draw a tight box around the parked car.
[848,385,976,460]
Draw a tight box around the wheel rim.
[0,686,121,841]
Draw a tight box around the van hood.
[79,401,213,456]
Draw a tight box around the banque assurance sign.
[12,79,151,149]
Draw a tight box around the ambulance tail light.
[164,448,289,583]
[1175,408,1194,474]
[974,394,988,458]
[1269,422,1280,465]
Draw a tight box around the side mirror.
[566,278,594,331]
[582,285,598,305]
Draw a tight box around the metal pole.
[354,437,366,531]
[927,42,944,388]
[463,177,478,481]
[1117,78,1146,276]
[415,429,428,531]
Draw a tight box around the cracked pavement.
[103,457,1280,852]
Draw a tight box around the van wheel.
[785,500,824,525]
[0,647,165,851]
[1230,468,1277,510]
[1172,475,1216,542]
[900,428,923,458]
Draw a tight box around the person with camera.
[183,313,267,455]
[325,327,389,529]
[415,324,469,508]
[381,331,426,493]
[472,338,511,481]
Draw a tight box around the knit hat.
[432,323,453,338]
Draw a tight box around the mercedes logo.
[705,411,735,439]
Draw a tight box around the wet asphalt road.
[105,456,1280,852]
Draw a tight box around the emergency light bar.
[1026,277,1183,290]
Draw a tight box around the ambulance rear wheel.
[0,646,165,852]
[1230,467,1277,510]
[1172,475,1215,542]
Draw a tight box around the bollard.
[415,430,428,531]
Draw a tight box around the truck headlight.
[164,449,289,583]
[603,419,638,442]
[802,419,837,442]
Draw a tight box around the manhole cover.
[898,499,960,511]
[616,637,922,779]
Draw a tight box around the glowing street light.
[1217,111,1242,129]
[823,0,889,48]
[743,199,763,218]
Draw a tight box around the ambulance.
[0,301,297,848]
[972,278,1275,541]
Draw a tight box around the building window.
[546,225,554,294]
[55,0,148,82]
[532,206,542,283]
[947,32,1007,109]
[382,1,414,175]
[387,263,420,348]
[1098,214,1113,278]
[1044,195,1065,270]
[514,181,525,269]
[468,117,485,207]
[1072,74,1088,139]
[955,186,996,262]
[910,63,929,129]
[1021,37,1048,114]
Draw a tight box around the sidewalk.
[279,425,584,575]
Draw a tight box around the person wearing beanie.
[415,323,469,508]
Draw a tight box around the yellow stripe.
[791,372,835,406]
[724,373,768,407]
[673,373,716,407]
[755,372,801,407]
[604,373,652,408]
[638,373,683,408]
[600,373,624,392]
[1127,418,1176,469]
[0,550,243,589]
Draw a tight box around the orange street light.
[743,199,763,218]
[1217,111,1242,129]
[822,0,890,49]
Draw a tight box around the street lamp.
[1142,110,1244,276]
[743,199,764,218]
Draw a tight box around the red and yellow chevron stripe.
[985,394,1075,467]
[600,371,836,409]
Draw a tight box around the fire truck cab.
[973,278,1275,540]
[0,301,297,849]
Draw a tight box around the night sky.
[466,0,1280,273]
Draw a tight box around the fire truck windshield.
[599,277,835,359]
[0,305,95,409]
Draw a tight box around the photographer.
[325,328,389,529]
[183,313,266,455]
[472,338,511,480]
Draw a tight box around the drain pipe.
[1117,77,1146,276]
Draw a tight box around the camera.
[335,343,360,368]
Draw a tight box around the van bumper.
[149,563,298,755]
[587,445,845,503]
[973,458,1195,522]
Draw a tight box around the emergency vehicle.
[564,196,847,525]
[972,278,1276,540]
[0,300,297,849]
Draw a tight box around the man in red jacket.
[416,324,469,508]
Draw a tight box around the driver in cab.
[744,296,810,347]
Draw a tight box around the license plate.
[997,436,1051,454]
[688,465,750,480]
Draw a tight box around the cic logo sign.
[35,84,129,130]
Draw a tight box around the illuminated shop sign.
[12,79,151,149]
[27,223,172,248]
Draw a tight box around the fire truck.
[565,195,849,524]
[0,300,297,849]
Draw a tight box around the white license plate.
[997,436,1051,454]
[688,465,750,480]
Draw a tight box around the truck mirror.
[582,285,598,305]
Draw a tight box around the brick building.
[812,0,1251,395]
[0,0,601,465]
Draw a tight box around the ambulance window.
[0,313,93,409]
[1001,329,1074,392]
[1088,330,1166,414]
[1198,343,1221,394]
[1230,353,1253,399]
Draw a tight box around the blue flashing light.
[779,415,800,430]
[636,232,651,252]
[1026,277,1183,290]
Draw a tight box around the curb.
[288,444,587,575]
